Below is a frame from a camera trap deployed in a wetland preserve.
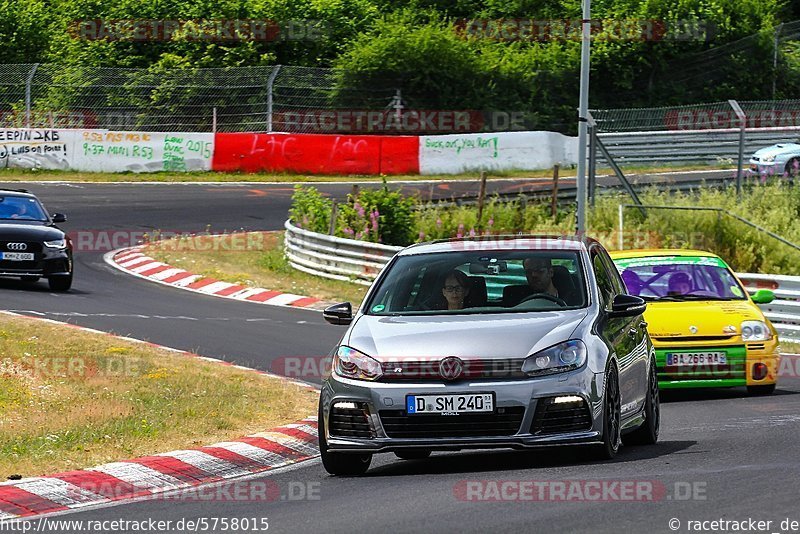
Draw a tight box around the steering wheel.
[517,293,567,307]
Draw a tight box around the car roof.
[0,188,36,199]
[609,248,720,260]
[396,235,594,256]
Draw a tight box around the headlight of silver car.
[522,340,587,377]
[43,239,67,249]
[741,320,772,341]
[761,154,776,163]
[333,346,383,381]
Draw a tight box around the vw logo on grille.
[439,356,464,381]
[7,243,27,251]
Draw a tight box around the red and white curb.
[105,247,336,311]
[0,311,320,521]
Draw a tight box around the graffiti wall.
[0,129,214,172]
[0,129,577,175]
[418,131,579,175]
[211,133,419,175]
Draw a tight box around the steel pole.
[575,0,591,234]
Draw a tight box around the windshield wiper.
[672,294,736,301]
[642,295,683,302]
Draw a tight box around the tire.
[319,401,372,476]
[394,450,431,460]
[20,276,40,282]
[48,274,72,292]
[747,384,776,396]
[589,363,621,460]
[623,359,660,446]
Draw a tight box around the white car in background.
[749,142,800,178]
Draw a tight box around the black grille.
[379,358,527,381]
[379,406,525,438]
[0,241,42,271]
[530,398,592,435]
[747,343,766,351]
[329,404,373,439]
[0,242,42,253]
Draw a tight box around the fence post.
[618,204,624,250]
[729,99,746,199]
[551,164,559,218]
[25,63,40,129]
[477,171,487,224]
[266,65,281,133]
[329,199,338,236]
[212,107,217,133]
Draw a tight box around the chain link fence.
[0,64,402,133]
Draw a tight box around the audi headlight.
[741,320,772,341]
[522,340,587,377]
[43,239,67,249]
[333,346,383,381]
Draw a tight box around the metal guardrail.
[283,220,400,286]
[284,219,800,343]
[597,127,800,166]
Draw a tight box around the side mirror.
[751,289,775,304]
[323,302,353,325]
[51,213,67,223]
[609,294,647,318]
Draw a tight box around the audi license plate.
[406,393,494,415]
[666,352,727,366]
[0,252,34,261]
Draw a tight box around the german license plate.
[666,352,727,366]
[0,252,34,261]
[406,393,494,415]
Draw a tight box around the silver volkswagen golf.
[319,235,659,475]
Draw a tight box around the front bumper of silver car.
[321,370,606,453]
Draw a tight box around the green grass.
[0,313,317,478]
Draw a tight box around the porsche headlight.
[741,321,772,341]
[522,340,587,377]
[43,239,67,249]
[333,346,383,381]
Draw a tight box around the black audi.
[0,189,72,291]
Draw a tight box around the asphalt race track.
[5,174,800,534]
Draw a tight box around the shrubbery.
[289,182,800,274]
